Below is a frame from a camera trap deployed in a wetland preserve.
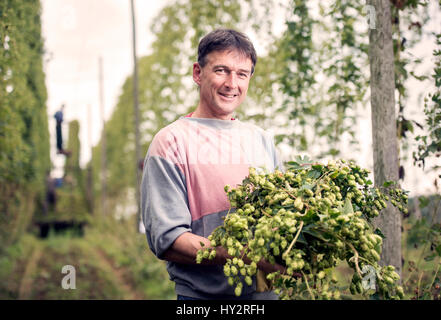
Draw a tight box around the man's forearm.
[162,232,287,274]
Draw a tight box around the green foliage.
[0,216,174,299]
[244,1,369,158]
[276,1,319,152]
[246,1,432,163]
[87,215,175,299]
[34,121,90,225]
[406,24,441,299]
[0,234,38,299]
[402,195,441,300]
[0,0,50,248]
[199,159,407,299]
[413,33,441,174]
[391,1,431,162]
[65,121,82,185]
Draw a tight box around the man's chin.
[216,101,240,113]
[217,107,239,118]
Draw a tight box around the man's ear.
[193,62,202,86]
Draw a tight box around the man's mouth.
[218,92,238,99]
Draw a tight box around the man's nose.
[224,72,238,89]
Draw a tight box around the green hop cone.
[235,286,242,297]
[396,286,404,299]
[231,265,238,275]
[294,197,304,211]
[208,249,216,260]
[350,283,357,295]
[224,265,231,276]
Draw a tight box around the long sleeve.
[141,146,192,260]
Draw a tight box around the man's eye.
[239,73,249,78]
[215,69,226,73]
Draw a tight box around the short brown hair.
[197,28,257,74]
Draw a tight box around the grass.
[401,217,441,299]
[0,215,175,300]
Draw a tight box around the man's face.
[193,49,253,120]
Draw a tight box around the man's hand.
[256,259,286,274]
[163,232,301,278]
[239,245,287,275]
[254,259,302,293]
[162,232,229,265]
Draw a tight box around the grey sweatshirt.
[141,116,282,299]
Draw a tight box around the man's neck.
[191,105,234,120]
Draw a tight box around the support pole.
[130,0,141,232]
[99,56,107,216]
[87,104,94,214]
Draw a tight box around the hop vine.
[197,158,408,300]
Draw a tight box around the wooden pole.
[99,56,107,216]
[131,0,141,232]
[87,104,94,214]
[367,0,401,277]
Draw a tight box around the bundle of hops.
[197,158,408,299]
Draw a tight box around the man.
[141,28,284,300]
[54,104,65,154]
[54,104,70,156]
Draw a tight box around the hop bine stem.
[302,271,315,300]
[284,221,304,257]
[262,210,273,218]
[346,242,362,278]
[428,259,440,293]
[281,187,297,200]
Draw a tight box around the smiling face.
[192,49,253,120]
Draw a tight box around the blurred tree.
[243,1,370,158]
[368,0,402,277]
[245,1,430,161]
[0,0,50,249]
[65,121,83,190]
[33,120,89,237]
[413,32,441,174]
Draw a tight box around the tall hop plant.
[197,157,408,299]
